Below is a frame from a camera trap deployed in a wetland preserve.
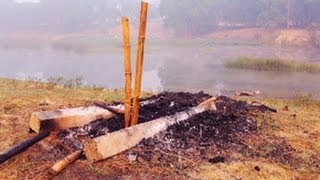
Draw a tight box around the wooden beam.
[29,106,117,133]
[30,99,157,133]
[84,97,217,162]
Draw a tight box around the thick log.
[0,130,50,164]
[29,106,116,133]
[30,100,157,133]
[84,97,217,162]
[50,150,83,175]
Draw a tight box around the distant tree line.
[0,0,319,35]
[0,0,158,33]
[159,0,320,36]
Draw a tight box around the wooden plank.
[29,106,117,133]
[29,99,157,133]
[84,97,217,162]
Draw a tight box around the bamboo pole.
[132,1,148,126]
[50,150,83,175]
[122,17,132,128]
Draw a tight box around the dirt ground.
[0,79,319,179]
[2,27,319,50]
[207,28,320,48]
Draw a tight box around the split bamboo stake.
[122,17,132,128]
[132,1,148,126]
[50,150,83,175]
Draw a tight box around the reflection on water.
[0,44,319,98]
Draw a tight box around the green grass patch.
[225,57,320,73]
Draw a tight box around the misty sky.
[13,0,161,5]
[13,0,40,3]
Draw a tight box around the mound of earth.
[275,29,320,48]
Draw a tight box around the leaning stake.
[122,17,132,128]
[132,1,148,126]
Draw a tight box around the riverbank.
[1,28,319,53]
[226,57,320,73]
[206,28,320,48]
[0,78,319,179]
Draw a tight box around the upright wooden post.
[132,2,148,126]
[122,17,132,128]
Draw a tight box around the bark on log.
[0,130,50,164]
[84,97,217,162]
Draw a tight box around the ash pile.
[58,91,276,162]
[58,91,212,149]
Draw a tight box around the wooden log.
[30,100,157,133]
[50,150,83,175]
[84,97,217,162]
[94,103,125,114]
[95,101,149,121]
[132,2,149,126]
[235,90,261,97]
[122,17,133,128]
[0,130,50,164]
[29,106,115,133]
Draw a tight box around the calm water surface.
[1,43,320,98]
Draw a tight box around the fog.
[0,0,320,98]
[0,0,161,32]
[1,0,320,33]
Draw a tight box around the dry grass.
[191,95,320,179]
[0,78,126,152]
[0,78,319,179]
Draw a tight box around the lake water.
[1,42,320,98]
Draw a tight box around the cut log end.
[83,140,102,163]
[29,114,42,133]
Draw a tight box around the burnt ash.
[58,93,276,155]
[140,96,269,153]
[58,91,211,148]
[139,91,211,122]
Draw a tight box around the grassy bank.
[225,57,320,73]
[0,33,260,54]
[0,78,319,179]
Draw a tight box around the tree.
[160,0,264,35]
[256,0,287,27]
[0,0,146,33]
[159,0,217,36]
